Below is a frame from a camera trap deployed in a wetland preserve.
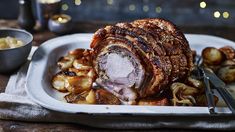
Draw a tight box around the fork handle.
[203,76,215,114]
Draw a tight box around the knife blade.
[203,67,235,113]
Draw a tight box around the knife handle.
[216,86,235,113]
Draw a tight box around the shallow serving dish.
[26,33,235,115]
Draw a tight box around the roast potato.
[65,89,121,105]
[65,91,89,104]
[51,74,67,92]
[85,89,96,104]
[69,49,92,59]
[68,68,96,81]
[65,89,96,104]
[57,55,76,70]
[64,90,96,104]
[65,76,93,93]
[217,66,235,83]
[68,68,90,76]
[73,59,92,70]
[219,46,235,60]
[69,49,87,58]
[202,47,224,65]
[58,49,92,70]
[95,89,121,105]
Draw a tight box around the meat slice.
[94,38,151,104]
[90,18,193,104]
[96,49,144,102]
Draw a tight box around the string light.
[213,11,221,18]
[143,5,149,12]
[223,12,230,19]
[200,1,206,8]
[75,0,81,6]
[62,4,69,11]
[129,4,136,11]
[155,6,162,13]
[107,0,113,5]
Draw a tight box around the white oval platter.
[26,33,235,114]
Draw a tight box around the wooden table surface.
[0,20,235,131]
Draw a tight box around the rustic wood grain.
[0,120,215,132]
[0,19,235,131]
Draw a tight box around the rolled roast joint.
[96,46,145,103]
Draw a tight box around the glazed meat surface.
[90,18,193,104]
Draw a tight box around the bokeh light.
[200,1,206,8]
[223,11,230,19]
[213,11,221,18]
[129,4,136,11]
[75,0,81,6]
[155,6,162,13]
[62,4,69,11]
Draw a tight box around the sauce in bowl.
[0,36,24,50]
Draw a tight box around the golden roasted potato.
[69,49,92,58]
[69,49,87,58]
[95,89,121,105]
[202,47,224,65]
[53,48,97,103]
[73,59,92,70]
[65,76,93,93]
[65,89,122,105]
[217,66,235,83]
[85,90,96,104]
[51,74,67,92]
[68,68,90,76]
[219,46,235,60]
[68,68,96,81]
[65,91,89,104]
[57,55,76,70]
[65,89,121,105]
[65,89,96,104]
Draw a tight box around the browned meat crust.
[90,18,193,103]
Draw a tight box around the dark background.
[0,0,234,27]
